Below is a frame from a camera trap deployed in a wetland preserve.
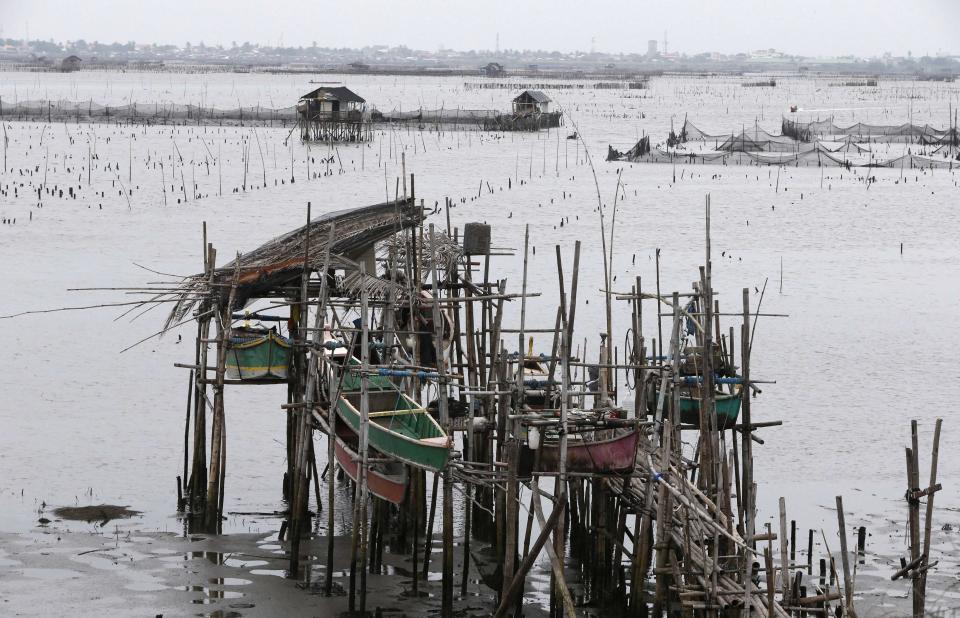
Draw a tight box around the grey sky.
[2,0,958,57]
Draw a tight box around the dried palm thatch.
[161,198,422,330]
[379,228,463,283]
[339,267,407,301]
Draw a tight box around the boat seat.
[369,408,428,418]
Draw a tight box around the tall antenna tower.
[496,32,500,54]
[590,36,596,54]
[663,30,668,56]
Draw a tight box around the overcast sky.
[2,0,958,57]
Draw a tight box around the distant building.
[749,48,786,61]
[484,62,504,77]
[61,55,82,72]
[348,61,370,72]
[647,40,658,57]
[512,90,551,115]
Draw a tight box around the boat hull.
[648,385,742,429]
[333,438,408,505]
[678,391,741,429]
[225,330,291,380]
[336,391,450,472]
[520,428,640,475]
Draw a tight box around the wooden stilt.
[917,418,943,614]
[428,224,455,616]
[835,496,857,618]
[205,256,240,532]
[181,370,193,511]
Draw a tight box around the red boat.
[334,424,409,505]
[520,427,641,475]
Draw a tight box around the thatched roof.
[163,198,422,329]
[514,90,551,104]
[299,86,366,104]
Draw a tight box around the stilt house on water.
[297,86,371,142]
[60,55,82,72]
[503,89,562,130]
[512,90,551,115]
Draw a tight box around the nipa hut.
[512,90,551,116]
[297,86,370,142]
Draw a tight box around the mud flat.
[0,521,517,617]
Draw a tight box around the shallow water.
[0,71,958,613]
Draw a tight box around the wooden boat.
[336,377,450,472]
[519,427,640,475]
[225,326,291,380]
[508,339,557,410]
[646,384,742,429]
[333,423,408,505]
[677,386,742,429]
[324,328,450,472]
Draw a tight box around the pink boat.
[334,425,409,505]
[522,428,641,475]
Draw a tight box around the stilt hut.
[297,86,371,142]
[483,89,562,131]
[512,90,551,115]
[60,55,82,72]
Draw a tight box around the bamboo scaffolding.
[91,186,889,618]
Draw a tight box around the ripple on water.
[224,558,268,568]
[209,577,252,586]
[19,567,82,580]
[125,582,169,592]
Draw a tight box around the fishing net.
[372,107,563,130]
[0,98,297,124]
[783,117,959,145]
[610,116,959,168]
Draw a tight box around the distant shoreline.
[0,62,954,82]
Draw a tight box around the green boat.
[225,327,291,380]
[677,386,742,429]
[334,358,450,471]
[647,384,742,429]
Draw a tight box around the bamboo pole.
[917,418,942,613]
[428,224,454,615]
[492,494,565,618]
[740,287,756,616]
[189,241,213,516]
[289,203,312,574]
[291,215,335,577]
[422,472,439,578]
[205,254,240,531]
[324,330,347,595]
[907,420,921,617]
[779,497,790,604]
[500,439,520,608]
[357,262,373,614]
[181,369,193,511]
[835,496,857,618]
